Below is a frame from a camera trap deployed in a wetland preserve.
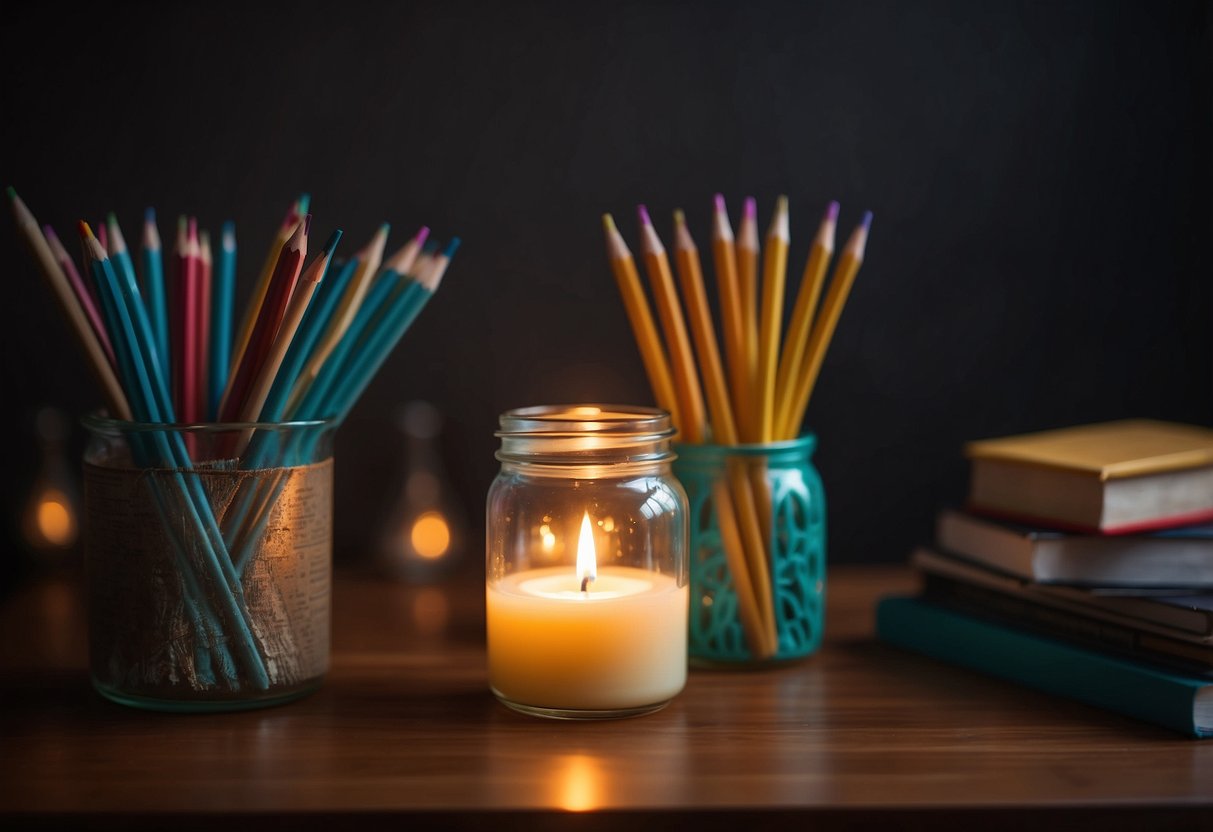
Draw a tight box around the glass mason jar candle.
[486,405,689,720]
[81,415,335,712]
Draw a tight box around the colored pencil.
[602,214,680,428]
[141,208,169,370]
[781,211,873,439]
[210,222,236,418]
[229,199,300,377]
[218,215,309,423]
[756,196,789,442]
[7,190,130,419]
[43,224,115,369]
[774,201,838,438]
[172,217,203,423]
[196,229,213,420]
[287,224,389,413]
[637,204,706,442]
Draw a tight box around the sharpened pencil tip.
[297,193,311,214]
[713,193,726,213]
[414,226,430,245]
[743,197,757,220]
[776,195,789,213]
[6,186,17,201]
[78,220,94,239]
[861,210,873,230]
[303,214,313,235]
[323,229,342,255]
[42,224,59,242]
[637,204,652,227]
[602,213,617,234]
[442,237,461,258]
[145,206,156,224]
[826,201,840,222]
[378,222,390,236]
[673,209,686,226]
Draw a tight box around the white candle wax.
[487,565,688,711]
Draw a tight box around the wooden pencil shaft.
[737,205,760,442]
[44,225,117,369]
[775,239,832,439]
[9,201,130,419]
[784,245,865,439]
[673,219,736,444]
[230,206,298,376]
[604,219,681,428]
[711,477,768,657]
[220,223,307,422]
[757,202,789,442]
[640,220,706,443]
[711,211,749,443]
[727,457,778,656]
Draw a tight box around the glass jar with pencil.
[9,188,459,710]
[602,195,872,665]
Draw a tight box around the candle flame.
[577,512,597,589]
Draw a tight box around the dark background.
[2,0,1210,590]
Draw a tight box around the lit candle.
[487,512,689,714]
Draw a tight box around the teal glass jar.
[672,435,826,666]
[81,415,336,712]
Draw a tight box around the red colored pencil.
[173,217,203,423]
[196,230,213,420]
[218,215,310,422]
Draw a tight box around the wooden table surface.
[2,563,1211,831]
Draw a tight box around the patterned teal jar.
[672,435,825,666]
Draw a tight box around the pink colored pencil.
[218,215,310,423]
[43,224,116,369]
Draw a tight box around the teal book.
[876,595,1213,738]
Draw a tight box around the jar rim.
[496,404,673,438]
[81,411,335,434]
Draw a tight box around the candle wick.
[580,575,594,593]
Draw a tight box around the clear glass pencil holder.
[81,414,336,712]
[486,405,689,720]
[672,435,826,667]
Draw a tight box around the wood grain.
[2,564,1212,830]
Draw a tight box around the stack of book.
[877,419,1213,737]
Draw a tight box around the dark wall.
[2,0,1210,583]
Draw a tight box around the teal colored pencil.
[210,221,237,416]
[328,238,459,422]
[84,225,250,686]
[141,208,169,370]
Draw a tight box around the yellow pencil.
[602,214,680,428]
[637,205,706,443]
[757,195,789,442]
[673,210,777,657]
[775,201,838,438]
[783,211,872,439]
[736,196,761,441]
[711,194,752,441]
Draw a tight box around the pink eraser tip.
[303,213,313,235]
[637,204,652,226]
[713,193,727,212]
[415,226,430,245]
[861,210,873,229]
[826,201,840,222]
[743,197,757,219]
